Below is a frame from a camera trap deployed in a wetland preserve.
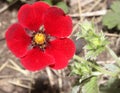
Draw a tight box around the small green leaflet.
[76,21,108,59]
[102,1,120,30]
[81,77,99,93]
[42,0,52,5]
[56,1,69,13]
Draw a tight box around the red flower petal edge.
[46,46,68,69]
[46,38,75,69]
[44,7,72,38]
[21,48,55,71]
[5,23,31,57]
[49,38,76,59]
[18,1,50,31]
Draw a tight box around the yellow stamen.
[34,33,46,45]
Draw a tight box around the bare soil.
[0,0,120,93]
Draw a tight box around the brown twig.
[46,67,55,87]
[77,0,83,21]
[0,0,18,14]
[8,79,33,89]
[88,0,102,12]
[0,61,9,72]
[69,10,107,17]
[81,0,94,7]
[105,33,120,37]
[0,38,5,41]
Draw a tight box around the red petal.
[43,7,72,38]
[49,38,75,59]
[18,2,50,31]
[46,38,75,69]
[20,48,55,71]
[5,23,31,57]
[46,47,68,69]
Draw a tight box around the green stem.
[106,45,120,66]
[73,55,117,77]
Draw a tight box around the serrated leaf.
[82,77,99,93]
[103,11,120,29]
[77,21,108,59]
[56,1,68,13]
[71,61,91,77]
[102,1,120,30]
[111,1,120,13]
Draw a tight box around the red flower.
[5,2,75,71]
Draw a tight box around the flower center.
[34,33,46,45]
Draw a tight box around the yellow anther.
[34,33,46,45]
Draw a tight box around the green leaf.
[77,21,108,59]
[56,1,69,13]
[102,1,120,30]
[111,1,120,13]
[71,61,91,77]
[7,0,14,3]
[42,0,52,5]
[100,77,120,93]
[82,77,99,93]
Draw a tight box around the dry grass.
[0,0,120,93]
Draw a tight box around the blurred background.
[0,0,120,93]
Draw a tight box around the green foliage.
[100,77,120,93]
[56,1,69,13]
[72,20,120,93]
[6,0,14,3]
[102,1,120,30]
[42,0,52,5]
[81,77,99,93]
[71,61,91,79]
[41,0,68,13]
[71,61,100,93]
[72,76,99,93]
[76,21,109,59]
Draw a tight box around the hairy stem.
[106,45,120,66]
[73,55,117,77]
